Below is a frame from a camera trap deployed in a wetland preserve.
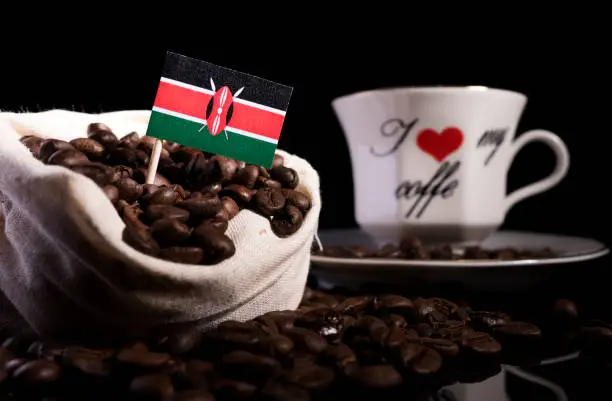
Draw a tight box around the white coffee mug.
[332,86,570,244]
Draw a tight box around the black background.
[1,32,610,248]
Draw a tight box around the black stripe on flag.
[161,51,293,111]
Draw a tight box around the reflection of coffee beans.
[316,238,557,261]
[21,125,312,265]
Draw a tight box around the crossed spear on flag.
[198,78,245,141]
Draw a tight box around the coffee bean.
[89,130,119,151]
[335,296,372,315]
[39,139,75,163]
[145,205,190,223]
[135,148,151,167]
[201,183,222,195]
[116,178,144,203]
[174,359,213,390]
[255,187,286,217]
[221,350,281,379]
[281,188,311,213]
[70,163,113,187]
[144,187,180,206]
[159,247,204,264]
[102,184,119,204]
[172,389,216,401]
[123,218,160,256]
[5,358,29,374]
[13,360,62,385]
[431,298,459,316]
[260,382,310,401]
[257,177,283,189]
[283,364,334,390]
[119,132,141,149]
[197,218,228,233]
[461,332,502,355]
[399,237,429,259]
[430,245,454,260]
[375,243,403,258]
[420,338,459,357]
[351,364,402,388]
[110,165,133,181]
[374,294,414,316]
[295,308,343,343]
[211,378,257,399]
[47,149,90,167]
[324,343,357,368]
[62,347,110,376]
[87,122,112,136]
[410,347,442,375]
[109,147,139,167]
[382,314,408,329]
[130,373,174,400]
[263,334,294,356]
[20,135,44,157]
[416,323,434,338]
[284,328,328,354]
[150,218,192,247]
[552,299,578,322]
[211,155,239,183]
[382,326,406,348]
[70,137,106,161]
[117,347,171,368]
[233,165,260,188]
[220,184,254,205]
[177,195,222,218]
[269,166,299,189]
[492,322,541,338]
[469,311,510,331]
[191,227,235,264]
[271,205,304,237]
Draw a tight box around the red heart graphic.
[416,127,464,162]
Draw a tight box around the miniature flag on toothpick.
[145,51,293,172]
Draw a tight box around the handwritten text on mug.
[395,161,461,219]
[477,128,508,166]
[370,118,419,157]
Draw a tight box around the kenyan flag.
[146,52,293,168]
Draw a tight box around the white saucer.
[310,229,609,291]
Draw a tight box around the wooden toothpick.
[146,138,164,185]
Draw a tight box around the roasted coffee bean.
[212,378,257,399]
[5,358,29,374]
[221,350,281,379]
[431,298,459,316]
[174,359,213,390]
[283,364,334,391]
[420,338,459,357]
[144,186,180,206]
[119,132,141,149]
[87,122,112,136]
[461,332,502,355]
[138,137,170,160]
[191,227,235,264]
[399,237,429,259]
[177,195,222,218]
[552,299,579,322]
[260,382,309,401]
[284,328,328,354]
[117,347,171,368]
[271,204,304,237]
[110,165,133,181]
[0,348,14,366]
[20,135,44,157]
[374,294,414,316]
[201,183,222,195]
[102,184,120,204]
[254,187,286,217]
[159,247,204,264]
[416,323,435,338]
[492,322,541,338]
[211,155,240,182]
[220,184,254,205]
[295,308,343,343]
[71,162,113,187]
[27,341,64,360]
[382,314,408,328]
[70,137,106,161]
[145,205,190,223]
[463,246,490,259]
[269,166,299,189]
[13,360,62,385]
[435,320,465,339]
[123,218,160,256]
[410,347,442,375]
[109,147,139,167]
[351,364,402,388]
[383,325,406,348]
[469,311,510,331]
[233,165,260,188]
[62,347,110,376]
[39,139,74,163]
[172,389,216,401]
[130,373,174,400]
[281,188,311,212]
[89,129,119,151]
[116,178,144,203]
[262,334,294,356]
[135,148,151,167]
[197,218,228,233]
[47,149,89,167]
[150,218,192,247]
[430,245,454,260]
[335,296,372,315]
[413,298,436,319]
[257,177,283,189]
[376,243,403,258]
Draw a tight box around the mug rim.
[332,85,527,104]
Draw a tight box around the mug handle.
[505,129,570,212]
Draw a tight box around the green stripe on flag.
[146,111,278,167]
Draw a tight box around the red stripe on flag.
[153,81,284,140]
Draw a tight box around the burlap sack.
[0,110,320,341]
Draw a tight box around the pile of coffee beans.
[0,288,552,401]
[19,124,312,265]
[316,237,557,261]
